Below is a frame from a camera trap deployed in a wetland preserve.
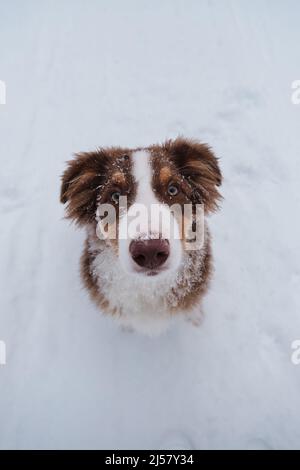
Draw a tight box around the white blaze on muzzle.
[118,149,183,275]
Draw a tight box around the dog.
[60,138,222,336]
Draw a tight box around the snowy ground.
[1,0,300,450]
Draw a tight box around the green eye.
[167,184,179,196]
[111,191,121,203]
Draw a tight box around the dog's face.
[61,138,222,280]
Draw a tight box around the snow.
[1,0,300,450]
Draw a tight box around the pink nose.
[129,239,170,270]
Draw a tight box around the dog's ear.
[60,150,111,225]
[167,137,222,213]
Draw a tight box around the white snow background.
[0,0,300,450]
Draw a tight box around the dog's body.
[61,138,222,336]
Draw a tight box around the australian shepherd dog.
[60,138,222,336]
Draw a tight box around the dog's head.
[60,138,222,280]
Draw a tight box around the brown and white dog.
[60,138,222,336]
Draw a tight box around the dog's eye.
[111,191,121,204]
[167,184,179,196]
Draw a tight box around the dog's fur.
[60,138,222,336]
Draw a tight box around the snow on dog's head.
[60,138,222,282]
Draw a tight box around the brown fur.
[61,138,222,322]
[81,235,118,315]
[60,147,135,226]
[159,166,172,184]
[149,137,222,213]
[166,233,213,312]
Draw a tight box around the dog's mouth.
[135,266,169,278]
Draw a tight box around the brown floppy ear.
[60,158,82,204]
[167,137,222,213]
[60,150,111,225]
